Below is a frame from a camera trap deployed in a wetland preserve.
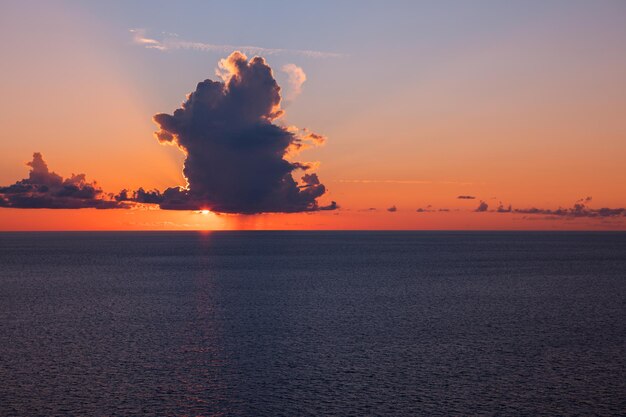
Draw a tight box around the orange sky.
[1,207,623,232]
[1,1,625,230]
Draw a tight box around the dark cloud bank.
[0,153,125,209]
[475,197,625,218]
[1,52,336,214]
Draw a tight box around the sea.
[1,231,625,416]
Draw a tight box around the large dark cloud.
[138,51,335,214]
[0,153,126,209]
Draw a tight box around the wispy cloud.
[130,29,344,58]
[337,179,475,185]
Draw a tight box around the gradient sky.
[1,0,625,230]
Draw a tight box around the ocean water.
[0,231,625,416]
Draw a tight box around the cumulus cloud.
[281,64,307,100]
[0,153,126,209]
[457,195,476,199]
[475,201,489,212]
[142,51,335,214]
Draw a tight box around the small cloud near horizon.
[470,197,625,218]
[507,197,625,218]
[0,153,127,209]
[475,201,489,212]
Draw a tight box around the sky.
[0,0,625,230]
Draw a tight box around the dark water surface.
[1,231,625,416]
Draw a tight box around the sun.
[201,210,210,215]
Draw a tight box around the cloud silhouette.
[457,195,476,199]
[496,203,512,213]
[146,51,335,213]
[115,187,163,204]
[511,198,625,218]
[475,201,489,212]
[478,197,626,218]
[387,205,398,212]
[0,153,126,209]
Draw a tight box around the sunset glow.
[1,1,625,230]
[2,2,626,415]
